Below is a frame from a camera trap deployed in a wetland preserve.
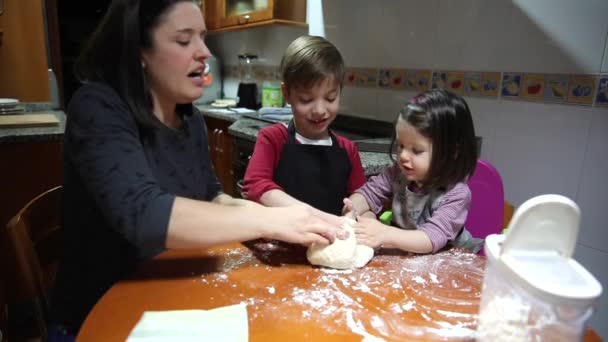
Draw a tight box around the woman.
[48,0,346,338]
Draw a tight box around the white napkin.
[126,304,248,342]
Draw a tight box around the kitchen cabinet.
[0,140,63,340]
[0,0,50,102]
[203,0,306,32]
[205,116,236,196]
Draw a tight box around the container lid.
[485,194,602,307]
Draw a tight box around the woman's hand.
[354,216,391,248]
[263,205,348,246]
[342,198,358,220]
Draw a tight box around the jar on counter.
[261,80,283,108]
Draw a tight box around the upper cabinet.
[203,0,307,32]
[0,0,50,102]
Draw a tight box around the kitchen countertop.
[1,104,392,176]
[196,107,394,176]
[0,103,66,144]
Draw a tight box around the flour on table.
[306,218,374,270]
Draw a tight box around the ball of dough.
[306,218,374,270]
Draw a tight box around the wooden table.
[77,241,602,342]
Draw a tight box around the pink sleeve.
[336,136,367,194]
[418,183,471,253]
[242,124,287,202]
[355,164,400,214]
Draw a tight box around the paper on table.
[126,304,248,342]
[207,108,256,114]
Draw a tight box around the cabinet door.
[201,0,222,31]
[0,0,50,101]
[205,121,220,176]
[218,0,274,28]
[204,116,235,196]
[217,127,235,196]
[203,0,306,32]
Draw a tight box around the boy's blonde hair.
[280,35,344,91]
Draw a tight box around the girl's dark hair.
[390,89,478,191]
[75,0,194,131]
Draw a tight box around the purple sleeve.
[355,164,400,214]
[419,183,471,253]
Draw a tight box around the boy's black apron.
[273,121,351,215]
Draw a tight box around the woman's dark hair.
[390,89,478,191]
[75,0,195,131]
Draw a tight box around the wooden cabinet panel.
[0,0,50,101]
[0,140,62,340]
[202,0,306,32]
[204,116,236,196]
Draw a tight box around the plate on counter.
[0,108,26,115]
[0,98,20,109]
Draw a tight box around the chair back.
[4,186,62,340]
[464,160,504,248]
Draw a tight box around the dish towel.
[126,304,248,342]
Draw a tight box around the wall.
[206,1,608,338]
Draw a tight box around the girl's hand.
[354,216,390,248]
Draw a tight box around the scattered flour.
[200,245,484,340]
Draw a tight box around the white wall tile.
[372,89,412,122]
[573,245,608,340]
[207,25,306,67]
[339,87,377,118]
[511,0,608,73]
[490,101,592,206]
[602,34,608,73]
[434,0,519,71]
[464,97,500,160]
[323,0,439,68]
[435,0,608,73]
[575,107,608,251]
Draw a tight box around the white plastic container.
[477,194,602,342]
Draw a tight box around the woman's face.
[141,2,210,107]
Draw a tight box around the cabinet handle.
[211,129,219,152]
[217,129,224,153]
[214,129,221,152]
[0,0,4,16]
[238,14,250,25]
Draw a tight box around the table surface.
[77,241,602,342]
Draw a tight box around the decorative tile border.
[597,76,608,107]
[224,64,607,107]
[343,67,607,107]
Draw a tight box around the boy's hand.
[354,216,390,248]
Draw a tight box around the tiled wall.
[207,1,608,337]
[225,64,608,107]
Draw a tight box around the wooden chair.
[3,186,62,341]
[503,200,515,229]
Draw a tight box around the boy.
[243,35,366,215]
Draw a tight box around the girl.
[344,89,481,254]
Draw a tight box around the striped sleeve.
[419,183,471,252]
[355,164,400,214]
